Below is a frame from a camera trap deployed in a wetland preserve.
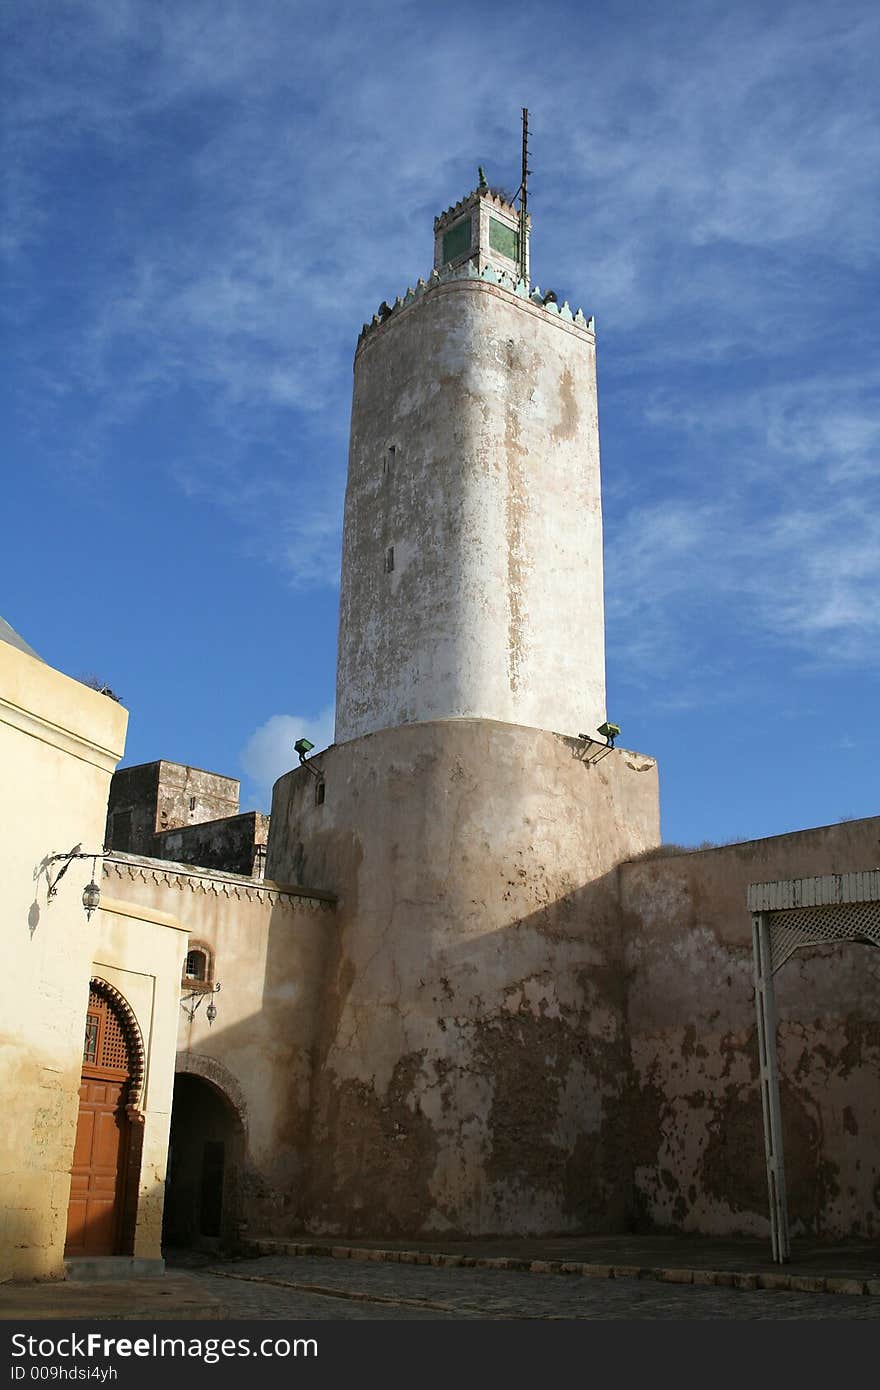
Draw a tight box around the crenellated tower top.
[433,181,530,282]
[337,168,606,746]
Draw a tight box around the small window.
[83,1013,99,1064]
[383,444,396,475]
[189,796,197,812]
[315,780,325,806]
[184,947,211,985]
[384,545,394,573]
[185,949,206,980]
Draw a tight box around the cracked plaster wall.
[267,718,660,1236]
[620,817,880,1239]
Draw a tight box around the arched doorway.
[162,1069,244,1251]
[65,979,145,1257]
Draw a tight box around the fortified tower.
[268,177,661,1237]
[336,182,606,744]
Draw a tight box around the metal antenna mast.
[519,107,530,283]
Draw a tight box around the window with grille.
[183,945,213,989]
[83,1013,99,1064]
[82,986,132,1075]
[185,949,207,981]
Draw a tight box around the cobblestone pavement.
[180,1254,880,1320]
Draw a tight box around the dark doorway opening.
[162,1073,242,1252]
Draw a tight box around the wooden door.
[65,986,133,1257]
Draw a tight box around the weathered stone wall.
[153,811,269,878]
[267,718,660,1236]
[336,276,606,744]
[105,854,336,1236]
[620,817,880,1240]
[104,761,160,854]
[0,638,128,1280]
[155,762,239,837]
[105,761,240,855]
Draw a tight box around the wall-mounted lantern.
[43,846,104,920]
[180,981,221,1026]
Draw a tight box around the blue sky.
[4,0,879,847]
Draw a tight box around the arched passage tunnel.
[162,1072,245,1252]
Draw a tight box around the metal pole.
[752,911,790,1262]
[519,107,529,284]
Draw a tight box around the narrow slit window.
[383,444,396,475]
[384,545,394,573]
[83,1013,99,1064]
[315,780,325,806]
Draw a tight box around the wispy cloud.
[607,369,880,691]
[5,0,879,689]
[239,706,335,808]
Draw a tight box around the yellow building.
[0,619,189,1281]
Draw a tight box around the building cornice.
[103,853,336,911]
[0,692,123,774]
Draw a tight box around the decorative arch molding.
[175,1051,248,1136]
[89,975,146,1121]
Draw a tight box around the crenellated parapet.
[433,185,519,231]
[357,259,595,348]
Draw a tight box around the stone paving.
[4,1234,880,1321]
[0,1273,225,1321]
[174,1253,880,1319]
[244,1232,880,1291]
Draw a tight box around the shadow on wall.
[168,893,333,1245]
[162,1072,246,1253]
[296,860,880,1242]
[298,864,653,1238]
[621,823,880,1242]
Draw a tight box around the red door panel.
[65,995,133,1259]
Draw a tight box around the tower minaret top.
[433,180,531,283]
[337,158,605,748]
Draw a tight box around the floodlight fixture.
[294,736,325,784]
[295,737,315,764]
[597,722,621,748]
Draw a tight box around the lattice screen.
[768,903,880,973]
[86,985,132,1073]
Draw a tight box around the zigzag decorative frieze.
[433,186,519,229]
[358,260,595,347]
[103,856,335,912]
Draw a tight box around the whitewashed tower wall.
[335,190,606,744]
